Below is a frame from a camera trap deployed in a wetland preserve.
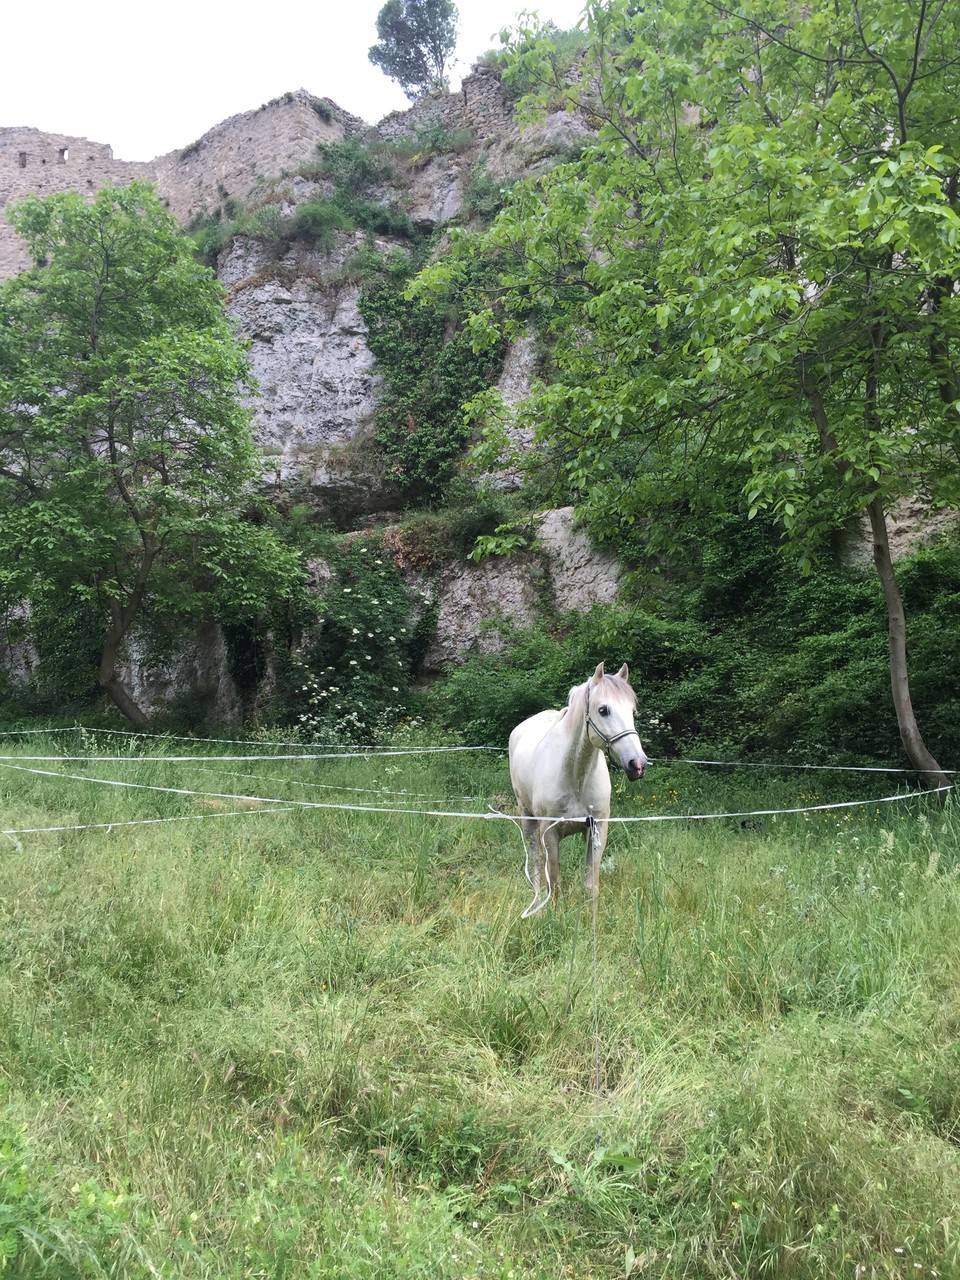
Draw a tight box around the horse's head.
[585,662,649,780]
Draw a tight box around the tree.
[0,181,300,724]
[416,0,960,786]
[368,0,458,100]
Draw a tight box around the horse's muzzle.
[623,758,646,781]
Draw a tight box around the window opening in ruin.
[19,152,27,167]
[59,148,69,163]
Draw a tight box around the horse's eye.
[599,705,609,717]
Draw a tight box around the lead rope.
[520,818,563,919]
[587,807,602,1100]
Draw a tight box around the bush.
[428,607,699,746]
[315,137,394,191]
[428,508,960,769]
[305,138,416,243]
[291,199,353,251]
[462,163,515,222]
[284,535,436,741]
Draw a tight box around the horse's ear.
[616,663,630,682]
[592,662,605,683]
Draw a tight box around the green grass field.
[1,729,958,1278]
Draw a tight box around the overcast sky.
[3,0,586,161]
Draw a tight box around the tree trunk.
[97,600,149,727]
[867,497,948,790]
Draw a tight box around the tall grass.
[0,728,958,1277]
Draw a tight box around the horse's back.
[509,708,563,804]
[509,707,565,764]
[509,707,563,749]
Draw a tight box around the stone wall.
[1,71,512,279]
[373,65,511,141]
[152,90,367,226]
[0,127,148,276]
[461,65,514,134]
[0,91,366,279]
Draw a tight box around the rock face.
[422,508,621,672]
[223,237,381,463]
[0,604,35,688]
[117,621,241,724]
[842,499,960,566]
[538,510,621,610]
[0,72,621,716]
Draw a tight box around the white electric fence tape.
[0,757,952,840]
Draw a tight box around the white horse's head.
[582,662,649,780]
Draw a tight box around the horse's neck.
[559,698,598,779]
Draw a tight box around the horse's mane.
[566,672,637,718]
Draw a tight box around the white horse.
[509,662,648,916]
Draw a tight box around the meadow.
[0,727,958,1279]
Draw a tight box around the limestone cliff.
[1,70,621,713]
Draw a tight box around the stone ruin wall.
[0,91,368,279]
[0,73,510,280]
[0,127,149,277]
[151,91,368,226]
[374,65,511,142]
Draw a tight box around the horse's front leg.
[520,821,564,916]
[519,817,545,912]
[542,824,562,902]
[584,817,608,897]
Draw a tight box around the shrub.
[427,607,693,745]
[462,163,515,222]
[428,503,960,769]
[285,535,436,741]
[315,137,394,191]
[291,199,353,251]
[242,202,286,243]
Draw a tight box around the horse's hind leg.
[584,818,608,896]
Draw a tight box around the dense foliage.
[301,137,417,243]
[360,255,508,500]
[416,0,960,781]
[0,182,299,725]
[431,507,960,771]
[439,0,960,549]
[281,531,436,742]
